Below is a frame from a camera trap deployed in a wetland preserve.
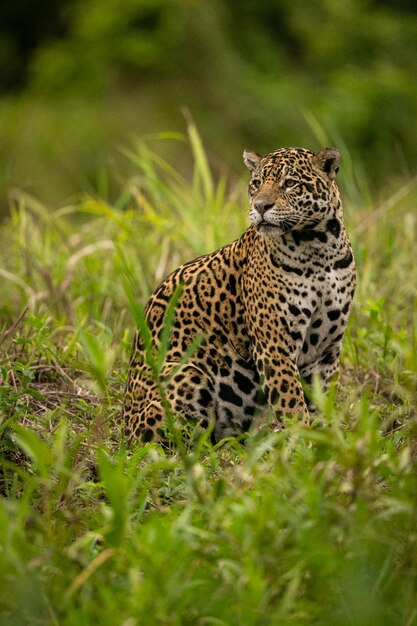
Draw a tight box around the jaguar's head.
[243,146,341,236]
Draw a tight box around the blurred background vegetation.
[1,0,416,211]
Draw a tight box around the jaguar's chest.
[289,268,353,367]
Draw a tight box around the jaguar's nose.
[254,197,275,217]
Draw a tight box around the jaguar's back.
[123,146,356,442]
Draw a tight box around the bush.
[1,129,417,623]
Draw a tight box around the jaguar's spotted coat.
[123,146,356,442]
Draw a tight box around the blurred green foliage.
[0,0,417,208]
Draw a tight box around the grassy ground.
[1,126,417,625]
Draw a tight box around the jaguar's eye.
[251,178,261,190]
[284,179,299,189]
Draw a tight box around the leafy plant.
[0,128,416,624]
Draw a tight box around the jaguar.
[122,146,356,442]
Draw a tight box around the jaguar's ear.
[243,150,262,173]
[313,148,340,180]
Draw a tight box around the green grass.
[1,124,417,625]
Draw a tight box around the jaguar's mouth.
[258,220,278,228]
[257,220,294,233]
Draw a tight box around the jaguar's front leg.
[257,352,309,422]
[301,344,342,409]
